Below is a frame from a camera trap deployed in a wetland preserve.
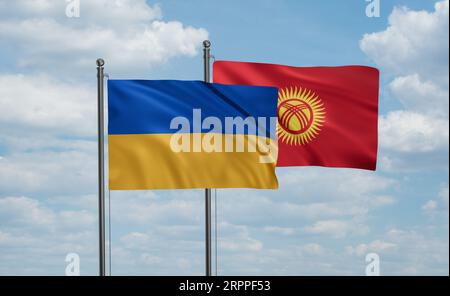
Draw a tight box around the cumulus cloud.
[389,74,449,117]
[212,168,396,237]
[345,227,448,275]
[0,195,98,275]
[0,196,96,230]
[346,240,397,257]
[219,222,263,252]
[383,228,449,275]
[422,184,449,216]
[361,0,449,161]
[368,195,396,208]
[0,0,209,200]
[379,111,449,153]
[301,243,325,255]
[0,0,208,74]
[0,196,55,227]
[0,0,162,23]
[263,226,295,236]
[0,0,448,276]
[0,144,96,196]
[110,190,202,226]
[440,185,450,209]
[0,74,95,136]
[0,1,209,274]
[115,227,204,275]
[304,219,369,238]
[422,200,438,212]
[360,0,449,79]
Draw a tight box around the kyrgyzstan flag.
[213,61,379,170]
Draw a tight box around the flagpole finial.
[96,58,105,67]
[203,40,211,48]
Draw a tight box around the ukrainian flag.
[108,80,279,190]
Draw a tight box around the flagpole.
[203,40,213,277]
[96,58,106,276]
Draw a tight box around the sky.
[0,0,448,275]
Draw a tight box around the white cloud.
[344,227,448,275]
[263,226,295,236]
[221,238,263,252]
[0,196,95,229]
[0,0,208,74]
[211,169,396,243]
[0,74,95,136]
[422,200,438,212]
[59,210,96,228]
[439,185,449,209]
[0,0,447,276]
[360,0,449,80]
[0,196,55,227]
[0,231,36,247]
[379,111,449,153]
[0,0,209,210]
[369,195,396,208]
[0,195,98,275]
[304,219,368,238]
[361,0,449,161]
[422,184,449,216]
[140,253,163,265]
[111,191,202,225]
[301,243,325,255]
[120,232,151,249]
[384,228,449,275]
[0,0,162,27]
[389,74,449,117]
[206,169,397,241]
[347,240,397,257]
[280,169,395,201]
[114,228,205,275]
[0,145,96,195]
[219,222,263,252]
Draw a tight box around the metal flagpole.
[96,58,106,276]
[203,40,213,277]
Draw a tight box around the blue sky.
[0,0,448,275]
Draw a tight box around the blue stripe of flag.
[108,80,278,138]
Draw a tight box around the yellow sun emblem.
[277,86,325,145]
